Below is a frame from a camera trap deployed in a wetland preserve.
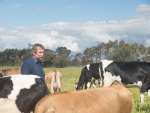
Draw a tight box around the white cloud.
[133,4,150,18]
[0,4,150,55]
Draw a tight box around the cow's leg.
[140,92,145,103]
[98,79,104,87]
[84,82,87,89]
[92,83,96,88]
[91,79,96,88]
[87,82,91,89]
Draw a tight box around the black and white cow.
[0,74,48,113]
[104,61,150,103]
[75,63,104,90]
[138,71,150,103]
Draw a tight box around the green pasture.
[1,66,150,113]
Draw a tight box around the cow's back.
[35,84,132,113]
[1,68,21,76]
[0,75,48,113]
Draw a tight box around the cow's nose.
[140,88,145,93]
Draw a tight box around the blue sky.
[0,0,150,56]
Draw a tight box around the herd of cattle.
[0,59,150,113]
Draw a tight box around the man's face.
[33,47,44,61]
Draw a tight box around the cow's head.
[139,71,150,93]
[75,83,83,91]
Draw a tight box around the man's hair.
[32,43,44,54]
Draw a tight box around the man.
[21,43,45,80]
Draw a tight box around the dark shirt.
[21,56,45,80]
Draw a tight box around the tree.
[0,52,4,66]
[52,56,68,68]
[119,40,125,47]
[73,53,83,66]
[130,43,139,60]
[104,40,118,58]
[138,44,146,61]
[42,51,56,67]
[93,42,105,63]
[110,46,133,61]
[55,47,71,58]
[144,47,150,62]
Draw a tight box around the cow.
[103,61,150,103]
[0,68,21,77]
[138,71,150,103]
[75,60,113,90]
[45,70,62,93]
[34,84,132,113]
[0,74,48,113]
[75,63,103,90]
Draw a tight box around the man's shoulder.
[23,57,34,65]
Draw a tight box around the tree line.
[0,40,150,67]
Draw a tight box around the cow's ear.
[137,76,142,81]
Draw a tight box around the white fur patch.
[7,74,40,100]
[148,90,150,97]
[98,66,103,87]
[51,73,55,93]
[101,59,113,87]
[56,72,61,92]
[103,72,121,87]
[0,98,21,113]
[86,64,90,70]
[140,93,145,103]
[101,59,113,72]
[137,81,142,86]
[87,82,91,89]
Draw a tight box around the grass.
[1,66,150,113]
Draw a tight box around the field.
[1,66,150,113]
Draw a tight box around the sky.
[0,0,150,56]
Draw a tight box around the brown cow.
[45,70,62,93]
[35,84,132,113]
[0,68,21,77]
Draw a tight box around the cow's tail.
[54,70,61,92]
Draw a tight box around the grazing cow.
[0,68,21,77]
[34,84,132,113]
[45,70,62,93]
[75,63,103,90]
[0,74,48,113]
[104,61,150,103]
[75,60,113,90]
[139,71,150,102]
